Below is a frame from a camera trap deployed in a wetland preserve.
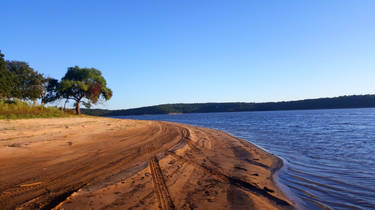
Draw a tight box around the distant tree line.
[0,50,112,114]
[84,95,375,116]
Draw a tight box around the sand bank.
[0,117,294,209]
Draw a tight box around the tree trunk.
[33,99,37,106]
[75,101,81,115]
[64,99,68,110]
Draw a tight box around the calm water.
[113,108,375,209]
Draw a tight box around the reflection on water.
[113,108,375,209]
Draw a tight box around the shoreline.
[200,128,298,205]
[272,157,305,210]
[227,134,302,209]
[0,117,295,209]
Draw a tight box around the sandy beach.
[0,117,294,209]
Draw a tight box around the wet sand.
[0,117,294,209]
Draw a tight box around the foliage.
[59,66,112,114]
[80,108,112,116]
[42,77,61,104]
[0,51,46,102]
[0,99,75,119]
[5,61,45,102]
[95,95,375,116]
[0,51,16,98]
[0,50,113,117]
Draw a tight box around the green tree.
[0,50,7,98]
[0,50,15,99]
[6,61,45,104]
[41,77,60,104]
[60,66,112,114]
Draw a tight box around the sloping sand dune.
[0,117,294,209]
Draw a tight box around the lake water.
[113,108,375,209]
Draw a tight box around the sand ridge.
[0,117,294,209]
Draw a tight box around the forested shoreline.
[82,95,375,116]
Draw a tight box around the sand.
[0,117,294,209]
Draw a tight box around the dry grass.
[0,100,76,119]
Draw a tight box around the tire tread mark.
[149,157,175,210]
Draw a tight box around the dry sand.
[0,117,294,210]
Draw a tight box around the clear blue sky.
[1,0,374,109]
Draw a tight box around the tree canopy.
[0,51,15,99]
[0,50,113,113]
[1,51,45,103]
[60,66,112,114]
[41,78,61,104]
[6,61,45,103]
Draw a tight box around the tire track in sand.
[149,156,175,210]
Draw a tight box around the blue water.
[113,108,375,209]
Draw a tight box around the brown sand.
[0,117,294,210]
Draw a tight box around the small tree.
[60,66,112,114]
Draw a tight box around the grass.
[0,100,76,119]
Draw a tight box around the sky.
[1,0,374,109]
